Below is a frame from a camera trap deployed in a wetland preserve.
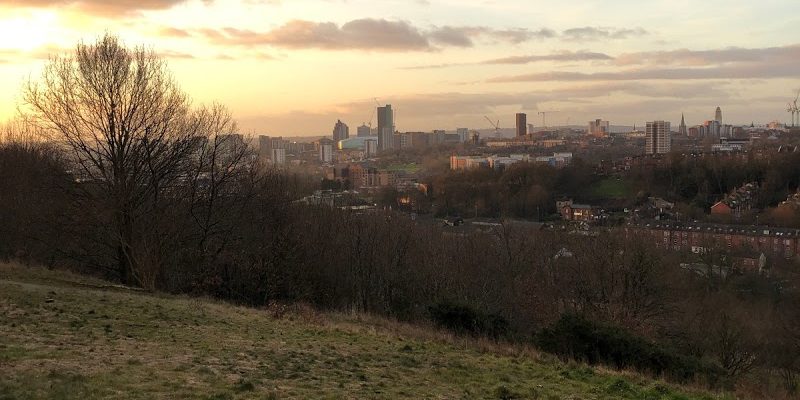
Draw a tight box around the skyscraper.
[515,113,527,136]
[645,121,671,154]
[679,113,687,136]
[377,104,394,151]
[357,124,371,137]
[715,107,722,124]
[332,120,349,143]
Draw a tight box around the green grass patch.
[591,177,635,199]
[0,262,724,399]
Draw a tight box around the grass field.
[590,178,635,200]
[0,262,730,399]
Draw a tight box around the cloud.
[157,49,195,59]
[426,26,556,47]
[159,27,192,38]
[170,19,614,52]
[400,50,613,70]
[562,26,648,42]
[190,20,553,51]
[614,44,800,66]
[483,51,613,65]
[427,26,477,47]
[2,0,195,16]
[488,46,799,83]
[198,19,432,51]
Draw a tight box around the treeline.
[633,152,800,211]
[414,151,800,224]
[427,159,598,219]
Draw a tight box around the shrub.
[535,313,723,384]
[427,301,511,340]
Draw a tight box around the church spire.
[679,113,687,136]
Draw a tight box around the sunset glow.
[0,0,798,134]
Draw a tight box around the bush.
[428,301,511,340]
[535,314,722,384]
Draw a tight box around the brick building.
[626,220,800,259]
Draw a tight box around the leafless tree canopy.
[22,34,251,288]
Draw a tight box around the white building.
[645,121,671,154]
[364,139,378,157]
[270,148,286,165]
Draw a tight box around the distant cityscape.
[253,103,798,173]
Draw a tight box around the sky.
[0,0,798,136]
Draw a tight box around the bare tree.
[22,34,245,288]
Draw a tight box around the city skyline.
[0,0,798,135]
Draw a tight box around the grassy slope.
[0,263,729,400]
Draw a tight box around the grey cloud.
[172,20,578,52]
[201,19,432,51]
[562,26,648,42]
[427,26,477,47]
[400,50,613,70]
[426,26,557,47]
[484,51,613,64]
[488,58,798,82]
[615,44,800,66]
[489,28,557,43]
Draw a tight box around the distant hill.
[0,263,724,399]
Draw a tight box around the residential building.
[557,199,597,221]
[318,138,334,163]
[432,129,446,145]
[364,139,377,157]
[710,182,758,216]
[258,135,271,157]
[270,148,286,165]
[626,220,800,260]
[645,121,671,154]
[263,136,287,164]
[516,113,527,136]
[456,128,469,143]
[450,155,489,170]
[332,120,349,143]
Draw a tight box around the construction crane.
[537,110,560,128]
[484,116,501,137]
[788,90,800,128]
[364,98,384,129]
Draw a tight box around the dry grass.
[0,262,732,399]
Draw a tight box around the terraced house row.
[626,220,800,260]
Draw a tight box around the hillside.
[0,263,728,400]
